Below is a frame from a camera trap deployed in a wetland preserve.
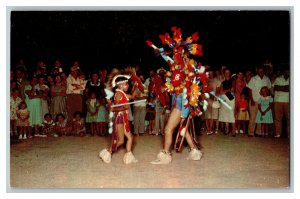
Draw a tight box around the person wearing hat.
[66,65,85,123]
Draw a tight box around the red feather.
[130,73,144,93]
[146,40,153,47]
[191,32,199,41]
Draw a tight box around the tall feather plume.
[106,68,121,90]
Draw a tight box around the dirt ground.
[9,132,290,190]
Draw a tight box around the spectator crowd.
[10,59,290,140]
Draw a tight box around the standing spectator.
[16,59,28,72]
[215,70,223,83]
[66,65,85,123]
[234,72,246,134]
[50,75,67,120]
[15,68,29,100]
[102,69,108,83]
[37,60,47,76]
[35,76,49,119]
[245,70,253,85]
[255,87,273,137]
[247,66,271,137]
[146,96,156,134]
[97,97,109,136]
[10,80,19,95]
[272,68,289,138]
[234,72,246,109]
[242,70,253,98]
[269,73,277,96]
[10,88,22,137]
[24,76,43,137]
[133,73,147,136]
[144,69,155,89]
[219,65,227,82]
[205,70,221,135]
[16,101,30,139]
[219,69,236,136]
[47,75,55,88]
[236,93,250,134]
[85,72,105,99]
[144,70,155,131]
[52,59,64,75]
[60,72,67,87]
[153,68,169,136]
[86,92,99,136]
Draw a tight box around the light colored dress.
[218,93,235,123]
[50,84,67,118]
[35,84,49,118]
[97,105,108,122]
[24,85,43,126]
[10,96,22,120]
[255,96,273,124]
[86,99,99,123]
[16,108,30,127]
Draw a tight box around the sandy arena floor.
[9,132,290,190]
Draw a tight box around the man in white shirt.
[66,66,85,123]
[247,66,271,137]
[272,68,290,138]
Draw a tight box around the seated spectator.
[55,113,72,136]
[73,111,86,137]
[41,113,56,137]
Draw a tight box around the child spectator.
[145,96,156,135]
[41,113,56,137]
[236,93,249,134]
[97,97,109,136]
[73,111,86,137]
[255,86,274,137]
[16,101,30,139]
[55,114,71,136]
[10,88,22,137]
[85,92,99,136]
[24,76,43,137]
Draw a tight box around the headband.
[112,75,131,87]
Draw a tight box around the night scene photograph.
[8,8,291,190]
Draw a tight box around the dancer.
[99,68,142,164]
[147,27,209,164]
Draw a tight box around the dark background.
[10,10,291,75]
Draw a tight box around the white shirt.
[247,75,271,102]
[66,75,85,94]
[272,75,289,103]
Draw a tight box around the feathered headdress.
[106,67,144,93]
[147,26,210,116]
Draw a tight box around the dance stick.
[111,99,147,108]
[146,40,174,64]
[209,91,233,110]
